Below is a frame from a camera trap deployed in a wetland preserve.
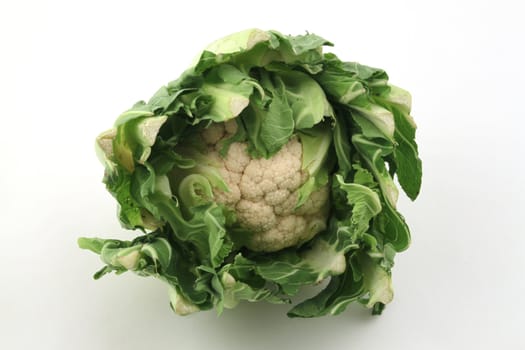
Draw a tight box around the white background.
[1,0,524,349]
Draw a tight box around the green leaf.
[230,239,346,297]
[352,134,399,208]
[277,70,333,130]
[315,64,367,104]
[351,111,391,140]
[103,166,144,229]
[204,28,272,55]
[350,103,395,141]
[129,165,232,267]
[332,112,352,176]
[168,285,201,316]
[141,237,172,270]
[374,88,422,200]
[147,87,191,115]
[334,174,382,239]
[242,73,294,158]
[280,32,331,55]
[218,270,286,311]
[259,82,295,155]
[296,124,334,207]
[111,115,168,172]
[352,163,378,189]
[78,237,108,255]
[288,254,364,317]
[357,252,394,307]
[200,81,252,122]
[375,200,411,252]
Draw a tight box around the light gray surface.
[1,0,524,349]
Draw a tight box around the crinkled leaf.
[242,74,294,158]
[352,134,398,208]
[277,70,333,130]
[288,253,364,317]
[374,89,422,200]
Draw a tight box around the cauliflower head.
[195,121,330,252]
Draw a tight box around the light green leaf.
[168,285,201,316]
[288,254,364,317]
[242,74,294,158]
[295,124,334,207]
[277,70,333,130]
[334,174,382,239]
[350,103,395,141]
[374,90,422,200]
[352,134,399,208]
[201,82,251,122]
[204,28,271,55]
[141,238,172,270]
[358,253,394,307]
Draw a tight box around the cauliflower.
[198,121,330,252]
[81,29,422,319]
